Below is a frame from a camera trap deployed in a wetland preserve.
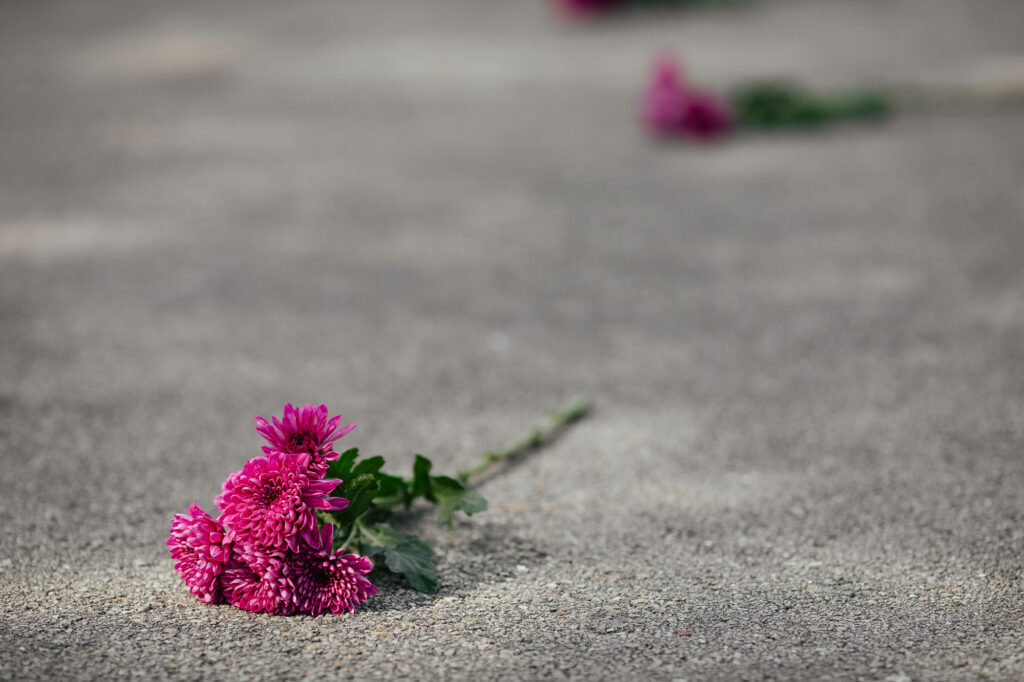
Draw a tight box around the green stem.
[457,396,591,486]
[887,81,1024,113]
[338,518,360,552]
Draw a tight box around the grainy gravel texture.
[2,0,1023,680]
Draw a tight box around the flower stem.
[339,520,360,552]
[457,396,591,486]
[887,80,1024,113]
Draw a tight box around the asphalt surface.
[2,0,1023,679]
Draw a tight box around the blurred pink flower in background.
[552,0,621,20]
[679,90,734,139]
[642,53,689,134]
[641,51,733,141]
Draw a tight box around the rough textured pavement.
[2,0,1023,679]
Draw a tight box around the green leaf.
[730,81,889,130]
[352,455,386,477]
[372,472,411,509]
[827,91,890,120]
[325,447,360,482]
[456,489,487,515]
[321,449,397,533]
[358,523,438,593]
[328,473,381,528]
[430,475,489,528]
[410,455,434,501]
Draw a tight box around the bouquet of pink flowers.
[169,399,589,615]
[641,52,890,142]
[168,405,377,615]
[552,0,742,21]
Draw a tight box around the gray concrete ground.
[2,0,1023,679]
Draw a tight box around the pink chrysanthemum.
[642,52,687,134]
[289,525,377,616]
[167,502,230,604]
[642,52,733,140]
[222,545,294,615]
[254,403,355,476]
[679,91,733,139]
[552,0,620,20]
[215,451,348,551]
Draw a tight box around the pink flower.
[289,525,377,616]
[167,503,230,604]
[642,53,687,134]
[221,527,376,616]
[254,403,355,476]
[641,52,733,141]
[679,90,734,140]
[215,451,348,552]
[552,0,620,20]
[222,545,294,614]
